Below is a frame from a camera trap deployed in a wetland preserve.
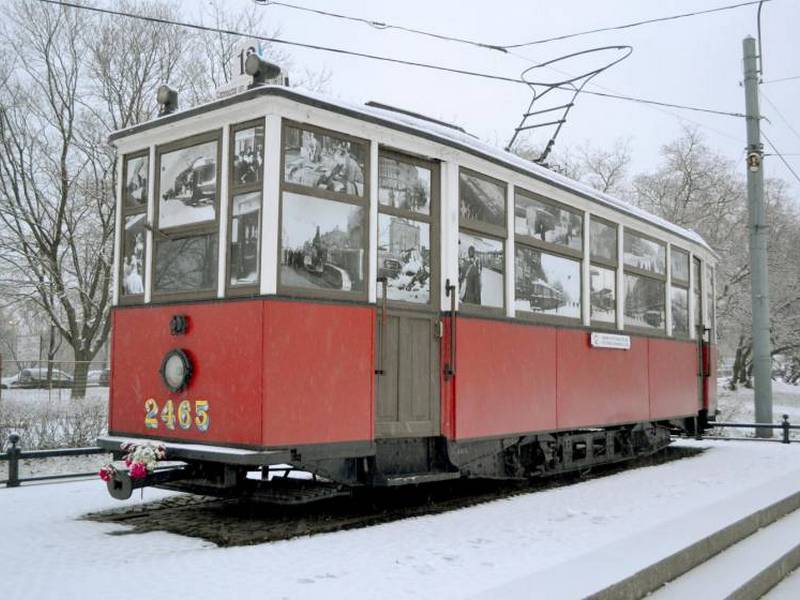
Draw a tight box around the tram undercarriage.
[100,421,672,504]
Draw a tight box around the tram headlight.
[160,349,192,393]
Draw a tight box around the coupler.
[105,461,189,500]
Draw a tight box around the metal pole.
[7,433,21,487]
[742,36,773,438]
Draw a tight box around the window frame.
[670,246,691,339]
[276,119,371,302]
[513,187,584,325]
[693,255,703,337]
[118,149,150,306]
[588,216,618,328]
[458,167,507,315]
[151,129,223,303]
[226,118,265,298]
[622,227,667,334]
[377,148,440,312]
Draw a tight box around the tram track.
[84,445,703,547]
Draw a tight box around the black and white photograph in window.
[624,233,665,274]
[159,140,218,229]
[671,286,689,335]
[378,156,431,214]
[229,192,261,286]
[283,126,366,196]
[458,231,503,308]
[378,215,430,304]
[590,219,617,261]
[280,192,365,292]
[233,126,264,186]
[125,155,148,209]
[515,194,582,250]
[590,265,616,323]
[153,234,218,294]
[624,274,665,330]
[122,214,146,295]
[459,171,505,228]
[515,246,580,319]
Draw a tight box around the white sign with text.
[590,332,631,350]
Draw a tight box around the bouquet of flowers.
[98,441,167,482]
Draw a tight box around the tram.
[99,68,717,501]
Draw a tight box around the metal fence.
[1,433,106,487]
[703,414,800,443]
[0,359,110,403]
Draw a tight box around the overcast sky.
[211,0,798,193]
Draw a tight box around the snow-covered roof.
[110,86,712,252]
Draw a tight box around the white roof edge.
[111,86,714,255]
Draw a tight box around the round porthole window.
[160,349,192,393]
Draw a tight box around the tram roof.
[110,85,712,253]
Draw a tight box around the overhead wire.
[759,90,800,147]
[252,0,507,53]
[34,0,746,119]
[762,131,800,186]
[762,75,800,84]
[254,0,773,52]
[505,0,774,49]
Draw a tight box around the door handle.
[375,277,388,376]
[444,278,456,380]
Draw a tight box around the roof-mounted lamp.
[157,85,178,116]
[245,54,282,89]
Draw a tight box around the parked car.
[0,368,73,389]
[87,368,111,387]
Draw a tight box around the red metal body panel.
[556,329,650,429]
[648,338,699,419]
[110,299,374,448]
[110,301,264,446]
[261,300,374,446]
[449,319,702,440]
[453,318,557,439]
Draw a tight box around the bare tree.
[0,0,183,397]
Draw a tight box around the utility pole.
[742,36,772,437]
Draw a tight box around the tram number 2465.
[144,399,210,432]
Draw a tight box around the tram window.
[229,192,261,287]
[123,154,148,210]
[158,139,219,230]
[459,170,506,232]
[153,234,218,294]
[624,274,665,331]
[515,246,581,319]
[279,192,366,294]
[232,125,264,186]
[283,125,366,197]
[590,265,616,324]
[590,219,617,263]
[671,286,689,337]
[623,232,666,275]
[119,151,149,302]
[378,156,431,215]
[458,231,504,309]
[121,214,146,296]
[706,265,715,339]
[514,192,582,252]
[378,214,430,304]
[693,257,702,330]
[227,120,265,293]
[671,248,689,283]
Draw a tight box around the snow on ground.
[715,379,800,438]
[2,439,800,600]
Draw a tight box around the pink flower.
[128,461,148,480]
[98,465,114,482]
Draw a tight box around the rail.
[1,433,106,488]
[702,414,800,444]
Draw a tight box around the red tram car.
[100,81,717,501]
